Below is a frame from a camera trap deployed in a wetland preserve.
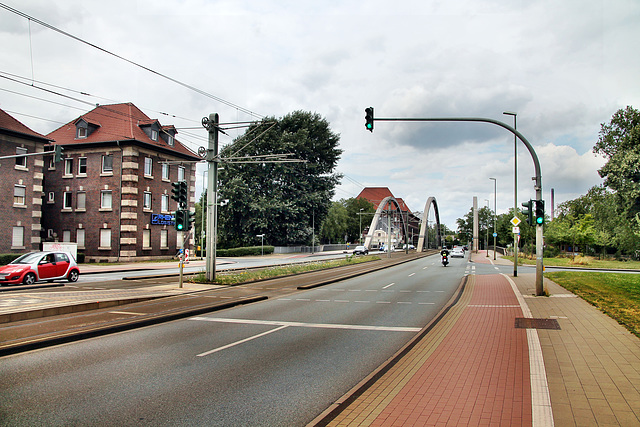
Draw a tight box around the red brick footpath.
[311,251,640,426]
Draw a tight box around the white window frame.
[15,147,27,168]
[143,191,152,210]
[47,191,55,204]
[178,166,185,182]
[100,190,112,210]
[13,185,26,206]
[160,229,168,249]
[63,191,73,210]
[12,226,24,249]
[99,228,112,249]
[77,126,88,139]
[102,154,113,173]
[143,229,151,250]
[144,157,153,177]
[62,230,71,242]
[76,228,85,248]
[151,129,158,141]
[161,194,169,213]
[64,158,73,176]
[162,163,170,181]
[76,191,86,211]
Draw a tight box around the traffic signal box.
[535,199,545,225]
[521,200,534,226]
[365,107,374,132]
[171,181,188,208]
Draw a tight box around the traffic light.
[186,210,195,230]
[174,209,186,231]
[521,200,533,226]
[171,181,188,208]
[365,107,374,132]
[53,145,64,163]
[535,199,545,225]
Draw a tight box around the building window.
[144,157,153,177]
[99,228,112,249]
[77,229,85,248]
[161,194,169,212]
[100,190,112,210]
[143,229,151,249]
[143,192,152,210]
[78,157,87,175]
[102,154,113,173]
[12,226,24,248]
[64,158,73,176]
[167,135,174,146]
[77,192,86,211]
[63,191,73,210]
[62,230,71,242]
[77,126,88,139]
[47,192,55,203]
[151,129,158,141]
[15,147,27,168]
[160,229,168,249]
[177,230,184,248]
[162,163,169,181]
[178,166,185,182]
[13,185,26,205]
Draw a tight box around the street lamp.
[256,234,265,256]
[485,199,490,257]
[503,111,518,276]
[359,208,364,245]
[489,177,497,260]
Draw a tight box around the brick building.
[42,103,200,262]
[0,109,52,254]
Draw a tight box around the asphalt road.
[0,255,469,426]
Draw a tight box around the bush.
[0,253,20,266]
[217,246,274,257]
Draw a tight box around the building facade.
[0,109,52,254]
[42,103,200,262]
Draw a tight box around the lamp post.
[359,208,364,245]
[256,234,265,256]
[485,199,490,257]
[489,177,497,260]
[504,111,518,276]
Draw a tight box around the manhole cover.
[515,318,561,330]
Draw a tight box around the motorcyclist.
[440,248,450,257]
[440,247,450,266]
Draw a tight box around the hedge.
[216,246,274,257]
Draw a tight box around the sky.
[2,0,639,229]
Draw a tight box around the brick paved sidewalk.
[326,272,537,426]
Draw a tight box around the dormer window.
[77,127,88,139]
[167,135,174,146]
[151,129,158,141]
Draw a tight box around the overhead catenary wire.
[0,3,263,119]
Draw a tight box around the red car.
[0,251,80,286]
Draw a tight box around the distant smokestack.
[551,188,555,220]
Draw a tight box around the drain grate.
[515,318,561,330]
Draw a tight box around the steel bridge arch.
[363,196,408,250]
[416,197,442,251]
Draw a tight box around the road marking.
[376,301,391,304]
[418,302,436,305]
[383,282,395,289]
[109,311,146,316]
[355,301,370,303]
[408,273,416,277]
[422,266,428,270]
[316,299,330,302]
[193,316,423,356]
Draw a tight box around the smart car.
[0,251,80,286]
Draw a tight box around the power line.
[0,3,263,119]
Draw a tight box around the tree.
[217,111,342,248]
[320,198,375,244]
[594,106,640,224]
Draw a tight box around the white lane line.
[418,302,435,305]
[197,325,289,357]
[376,301,391,304]
[316,299,331,302]
[383,283,395,289]
[422,266,428,270]
[408,273,416,277]
[109,311,145,316]
[191,317,422,332]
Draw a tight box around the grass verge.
[545,271,640,339]
[503,255,640,270]
[191,254,380,286]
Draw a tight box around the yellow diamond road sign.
[511,216,521,226]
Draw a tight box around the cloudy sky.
[2,0,639,229]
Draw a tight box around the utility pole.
[203,113,219,282]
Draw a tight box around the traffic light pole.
[371,114,545,296]
[204,113,220,282]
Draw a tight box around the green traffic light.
[536,216,544,225]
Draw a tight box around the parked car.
[0,251,80,286]
[451,247,465,258]
[353,245,369,255]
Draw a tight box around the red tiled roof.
[357,187,412,213]
[0,108,52,142]
[46,103,199,159]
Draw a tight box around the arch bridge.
[362,196,442,252]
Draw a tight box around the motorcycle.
[441,254,449,267]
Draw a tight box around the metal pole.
[504,111,518,276]
[490,177,497,260]
[485,199,489,257]
[204,113,219,282]
[359,208,363,245]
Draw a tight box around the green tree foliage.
[594,105,640,225]
[216,111,342,248]
[319,198,375,244]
